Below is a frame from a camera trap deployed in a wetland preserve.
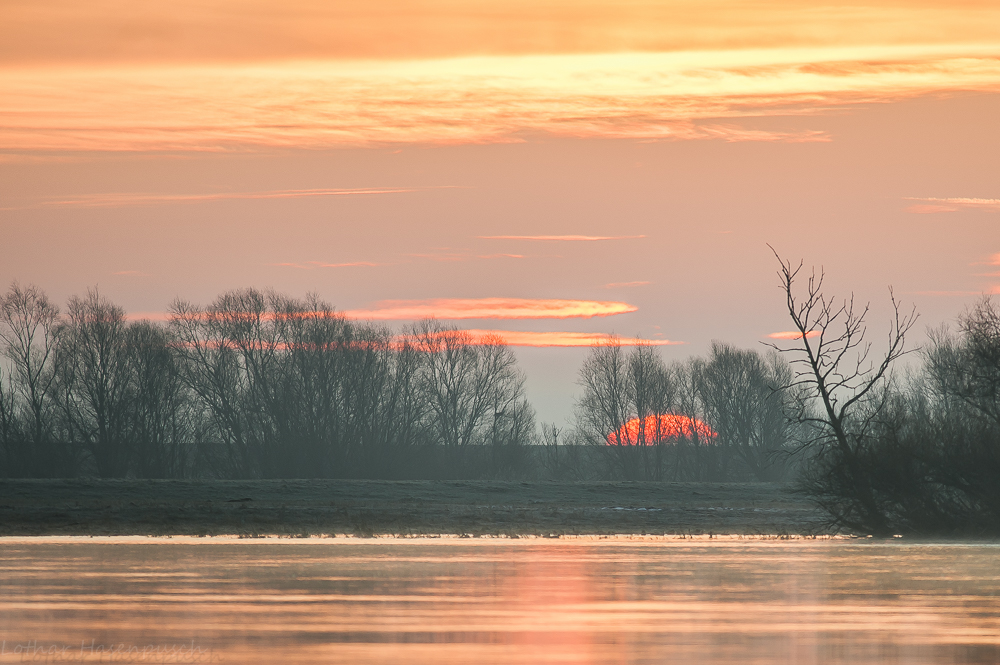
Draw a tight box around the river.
[1,537,998,664]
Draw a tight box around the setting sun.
[607,414,718,446]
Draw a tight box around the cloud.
[111,270,151,277]
[431,330,683,348]
[126,311,171,322]
[767,331,821,340]
[906,204,959,214]
[907,291,982,297]
[479,235,646,241]
[905,197,1000,213]
[604,281,650,289]
[270,261,381,269]
[34,187,422,209]
[405,251,525,262]
[341,298,638,320]
[6,43,1000,152]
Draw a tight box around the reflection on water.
[1,538,998,664]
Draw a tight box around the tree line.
[3,275,998,536]
[770,254,1000,536]
[0,282,805,482]
[0,285,533,479]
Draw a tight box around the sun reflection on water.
[0,538,998,664]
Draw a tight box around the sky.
[1,0,998,425]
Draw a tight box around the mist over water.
[1,538,998,664]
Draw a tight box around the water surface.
[1,537,998,664]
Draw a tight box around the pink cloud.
[906,204,959,214]
[479,235,645,241]
[767,331,821,340]
[406,251,526,262]
[37,187,422,209]
[905,197,1000,213]
[126,311,172,322]
[270,261,381,269]
[5,46,1000,152]
[342,298,638,320]
[412,330,683,348]
[604,281,651,289]
[111,270,151,277]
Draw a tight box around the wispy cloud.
[32,187,423,209]
[406,251,525,262]
[479,235,645,241]
[440,330,682,348]
[111,270,151,277]
[342,298,638,320]
[270,261,381,269]
[767,331,821,340]
[907,291,982,297]
[905,197,1000,213]
[6,43,1000,152]
[604,281,650,289]
[126,311,171,322]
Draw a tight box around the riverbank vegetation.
[1,276,998,536]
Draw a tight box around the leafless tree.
[57,289,135,478]
[412,320,533,477]
[169,289,281,477]
[670,356,724,480]
[331,319,425,477]
[0,283,69,476]
[127,321,194,478]
[768,250,918,534]
[575,338,682,480]
[925,297,1000,427]
[700,342,796,481]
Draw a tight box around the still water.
[0,537,998,664]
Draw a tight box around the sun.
[607,414,717,446]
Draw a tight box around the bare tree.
[670,356,720,480]
[170,290,276,477]
[332,320,425,478]
[58,289,134,478]
[768,250,918,534]
[412,321,533,477]
[575,339,681,480]
[925,297,1000,427]
[0,283,72,476]
[127,320,194,478]
[575,339,631,477]
[700,342,796,481]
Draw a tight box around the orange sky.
[1,0,998,423]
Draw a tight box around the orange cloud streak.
[270,261,381,269]
[33,187,420,208]
[342,298,638,320]
[767,330,821,340]
[6,1,1000,65]
[4,43,1000,152]
[479,235,646,241]
[452,330,681,347]
[905,197,1000,213]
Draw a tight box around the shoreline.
[0,479,832,537]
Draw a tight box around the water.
[1,537,998,664]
